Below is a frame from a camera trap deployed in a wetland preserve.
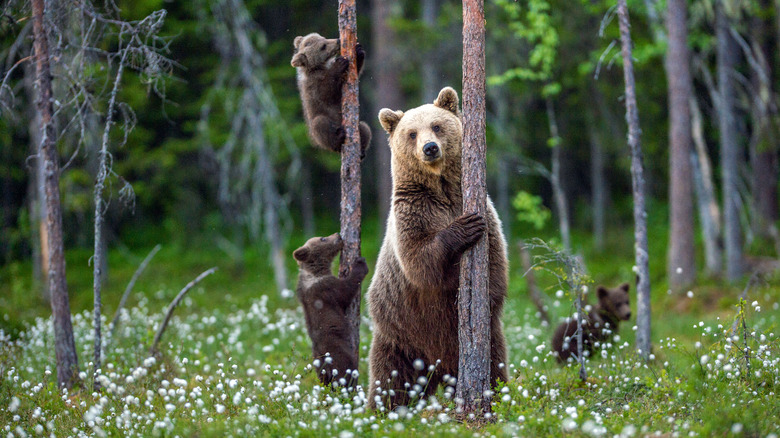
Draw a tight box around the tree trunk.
[518,241,549,325]
[24,63,47,297]
[457,0,491,417]
[690,97,723,275]
[617,0,652,359]
[370,0,401,231]
[421,0,440,103]
[586,110,606,251]
[338,0,364,368]
[717,2,743,281]
[32,0,80,389]
[545,98,571,253]
[748,0,778,243]
[665,0,696,289]
[92,54,127,385]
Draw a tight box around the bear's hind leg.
[367,336,420,411]
[358,121,372,158]
[311,115,345,152]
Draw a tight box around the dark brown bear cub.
[293,233,368,386]
[551,283,632,362]
[291,33,371,156]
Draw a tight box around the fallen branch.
[150,267,216,354]
[108,244,161,340]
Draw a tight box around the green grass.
[1,220,779,436]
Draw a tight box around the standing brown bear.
[551,283,632,362]
[291,33,371,156]
[293,233,368,386]
[367,87,509,410]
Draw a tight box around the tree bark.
[586,108,606,251]
[24,63,47,297]
[690,97,723,275]
[546,98,571,253]
[716,2,743,281]
[421,0,440,103]
[338,0,364,368]
[456,0,491,417]
[518,241,549,325]
[617,0,652,359]
[370,0,401,232]
[748,0,778,243]
[31,0,80,389]
[665,0,696,289]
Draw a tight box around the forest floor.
[1,223,779,437]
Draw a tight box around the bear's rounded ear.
[293,247,309,262]
[379,109,404,134]
[293,36,304,50]
[597,286,608,299]
[619,282,630,293]
[434,87,460,115]
[291,53,307,68]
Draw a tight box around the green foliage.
[513,191,551,231]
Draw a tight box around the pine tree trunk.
[690,97,723,275]
[421,0,440,103]
[748,0,778,242]
[32,0,80,389]
[456,0,491,417]
[617,0,652,359]
[716,3,743,281]
[546,98,571,253]
[665,0,696,289]
[587,111,606,251]
[338,0,364,367]
[371,0,401,231]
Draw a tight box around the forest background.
[1,0,780,435]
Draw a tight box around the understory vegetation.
[1,224,778,437]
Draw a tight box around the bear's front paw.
[449,213,486,250]
[333,126,346,150]
[334,56,349,73]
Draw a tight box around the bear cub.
[551,283,631,362]
[293,233,368,386]
[291,33,371,156]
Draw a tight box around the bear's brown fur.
[291,33,371,156]
[366,87,509,410]
[551,283,632,362]
[293,233,368,386]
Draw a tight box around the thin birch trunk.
[92,46,128,385]
[32,0,80,389]
[617,0,652,359]
[690,97,723,275]
[546,98,571,253]
[338,0,364,367]
[457,0,491,417]
[586,112,606,251]
[518,241,549,325]
[717,2,743,281]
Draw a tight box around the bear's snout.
[624,311,631,320]
[422,142,440,160]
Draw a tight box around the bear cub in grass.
[367,87,509,410]
[291,33,371,156]
[293,233,368,386]
[552,283,632,362]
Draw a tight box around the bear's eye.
[409,132,417,140]
[321,44,326,51]
[433,125,440,133]
[320,237,327,242]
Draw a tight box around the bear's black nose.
[423,142,439,157]
[625,311,632,319]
